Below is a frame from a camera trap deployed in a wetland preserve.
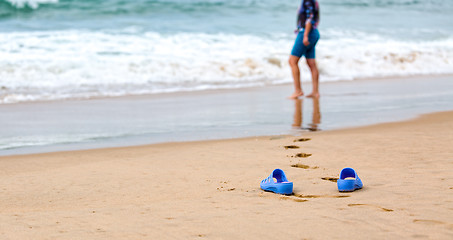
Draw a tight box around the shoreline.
[1,74,453,157]
[0,109,451,159]
[1,110,452,239]
[2,73,453,107]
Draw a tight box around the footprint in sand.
[294,153,312,158]
[293,138,311,142]
[348,203,393,212]
[293,193,350,199]
[262,192,349,203]
[294,193,350,199]
[284,145,300,149]
[290,163,319,169]
[321,177,339,183]
[216,186,236,192]
[260,192,308,202]
[279,196,308,202]
[291,163,310,169]
[413,219,453,230]
[217,181,236,192]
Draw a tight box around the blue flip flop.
[337,167,363,192]
[260,169,293,195]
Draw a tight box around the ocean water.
[1,0,452,104]
[1,75,453,156]
[1,0,453,155]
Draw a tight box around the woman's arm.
[303,19,312,46]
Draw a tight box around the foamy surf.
[1,29,452,104]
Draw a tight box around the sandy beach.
[2,1,453,239]
[1,110,452,239]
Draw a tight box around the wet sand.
[1,111,452,239]
[2,74,453,156]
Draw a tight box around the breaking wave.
[0,29,452,104]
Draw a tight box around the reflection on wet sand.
[292,98,321,131]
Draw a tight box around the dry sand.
[1,111,453,239]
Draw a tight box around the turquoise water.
[1,0,452,103]
[1,0,453,154]
[2,0,452,37]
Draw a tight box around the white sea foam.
[318,29,453,80]
[0,29,452,104]
[0,134,97,150]
[5,0,58,9]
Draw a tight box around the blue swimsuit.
[291,0,320,59]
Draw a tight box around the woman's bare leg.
[288,55,304,99]
[305,58,319,98]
